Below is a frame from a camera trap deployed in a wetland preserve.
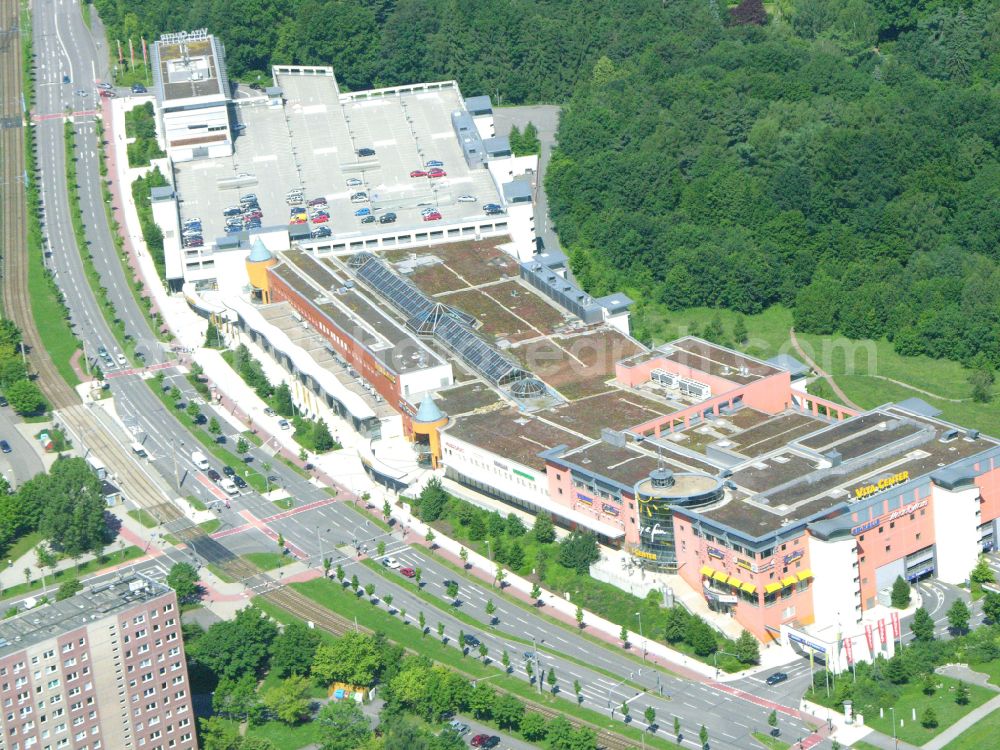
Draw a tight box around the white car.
[278,418,290,430]
[382,557,400,569]
[116,353,127,366]
[457,195,476,202]
[421,207,438,216]
[346,178,362,187]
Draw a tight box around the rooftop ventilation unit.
[651,368,679,389]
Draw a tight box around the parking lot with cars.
[172,75,503,246]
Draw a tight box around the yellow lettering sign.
[853,471,910,499]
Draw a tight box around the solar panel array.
[352,253,435,321]
[434,314,528,386]
[349,252,529,387]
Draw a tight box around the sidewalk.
[0,505,163,590]
[923,692,1000,749]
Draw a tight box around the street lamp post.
[485,539,492,562]
[712,650,740,679]
[532,635,542,695]
[634,611,645,662]
[889,706,898,749]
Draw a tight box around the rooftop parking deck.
[172,72,504,250]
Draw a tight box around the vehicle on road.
[220,479,239,496]
[482,203,501,212]
[350,192,368,203]
[354,207,371,217]
[447,720,470,736]
[409,170,427,178]
[131,83,146,94]
[0,440,11,454]
[422,212,442,221]
[312,214,330,224]
[311,227,332,238]
[191,451,210,471]
[522,651,535,661]
[263,407,276,416]
[382,557,400,569]
[399,567,415,578]
[425,160,444,168]
[232,475,248,489]
[308,197,328,207]
[462,634,480,647]
[360,215,375,224]
[99,90,117,98]
[470,735,498,748]
[62,74,71,84]
[206,468,222,483]
[379,212,397,224]
[223,466,235,476]
[346,178,362,187]
[75,89,88,97]
[457,195,476,202]
[96,82,113,90]
[116,353,127,365]
[0,396,8,407]
[765,672,788,686]
[427,168,447,178]
[356,147,376,157]
[278,419,290,430]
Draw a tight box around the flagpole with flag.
[117,39,123,65]
[129,38,135,69]
[141,37,150,85]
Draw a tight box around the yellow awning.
[741,582,757,594]
[782,576,799,587]
[713,570,730,584]
[700,565,715,578]
[797,569,813,582]
[765,582,782,594]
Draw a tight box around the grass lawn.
[650,304,1000,435]
[244,552,293,571]
[128,509,159,528]
[812,676,994,745]
[1,546,142,600]
[967,660,1000,687]
[269,578,678,750]
[5,531,43,563]
[198,519,222,535]
[272,497,294,510]
[751,731,790,749]
[942,702,1000,749]
[206,563,236,584]
[186,495,207,512]
[204,716,325,750]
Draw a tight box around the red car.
[423,212,442,221]
[311,214,329,224]
[427,168,447,178]
[470,736,499,748]
[409,169,427,178]
[400,567,415,578]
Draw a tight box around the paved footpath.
[922,692,1000,749]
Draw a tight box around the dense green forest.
[547,0,1000,368]
[93,0,1000,367]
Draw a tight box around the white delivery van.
[219,478,239,496]
[191,451,210,471]
[131,441,148,458]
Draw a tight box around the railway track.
[261,585,640,750]
[0,0,77,410]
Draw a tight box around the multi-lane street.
[23,2,839,747]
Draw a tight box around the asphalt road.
[33,4,832,747]
[0,404,44,488]
[491,105,561,256]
